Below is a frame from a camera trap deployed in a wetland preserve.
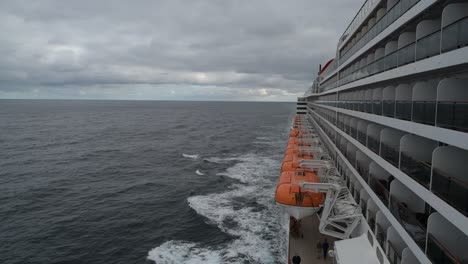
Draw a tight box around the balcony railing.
[370,176,389,205]
[399,152,431,187]
[368,213,376,232]
[373,101,382,115]
[387,240,402,264]
[427,233,462,264]
[368,136,380,154]
[389,195,427,249]
[413,101,436,125]
[358,131,367,145]
[416,30,441,61]
[397,42,416,66]
[383,100,395,117]
[339,0,421,66]
[384,50,398,71]
[395,101,412,120]
[431,168,468,216]
[436,101,468,133]
[442,16,468,53]
[376,223,387,248]
[380,143,399,167]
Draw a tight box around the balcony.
[380,143,399,167]
[399,152,431,187]
[395,101,412,121]
[442,16,468,53]
[383,100,395,117]
[436,101,468,133]
[416,30,441,61]
[389,195,427,249]
[412,101,436,125]
[370,176,390,205]
[426,233,462,264]
[431,168,468,217]
[339,0,421,66]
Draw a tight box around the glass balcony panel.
[431,168,468,216]
[383,100,395,117]
[413,101,436,125]
[436,101,468,132]
[384,51,398,71]
[397,42,416,66]
[389,195,427,249]
[376,223,387,248]
[427,234,461,264]
[359,101,366,112]
[442,17,468,53]
[358,131,367,145]
[368,137,380,154]
[368,213,376,232]
[395,101,412,120]
[380,143,399,167]
[366,101,373,113]
[416,31,441,61]
[373,101,382,115]
[399,152,431,187]
[387,241,402,264]
[370,176,390,205]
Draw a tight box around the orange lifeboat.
[275,169,324,219]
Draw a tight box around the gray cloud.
[0,0,360,101]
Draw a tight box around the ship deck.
[288,215,337,264]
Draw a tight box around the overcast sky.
[0,0,360,101]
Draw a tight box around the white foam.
[149,153,288,263]
[147,240,222,263]
[196,170,204,175]
[183,153,200,159]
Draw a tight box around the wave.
[195,170,204,176]
[183,153,200,160]
[148,153,288,263]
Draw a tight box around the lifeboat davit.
[275,169,324,219]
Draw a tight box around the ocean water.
[0,100,295,264]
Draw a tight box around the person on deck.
[322,239,329,259]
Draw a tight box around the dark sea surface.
[0,100,295,264]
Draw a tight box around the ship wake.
[147,153,288,263]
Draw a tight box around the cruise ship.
[277,0,468,263]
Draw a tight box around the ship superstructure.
[284,0,468,263]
